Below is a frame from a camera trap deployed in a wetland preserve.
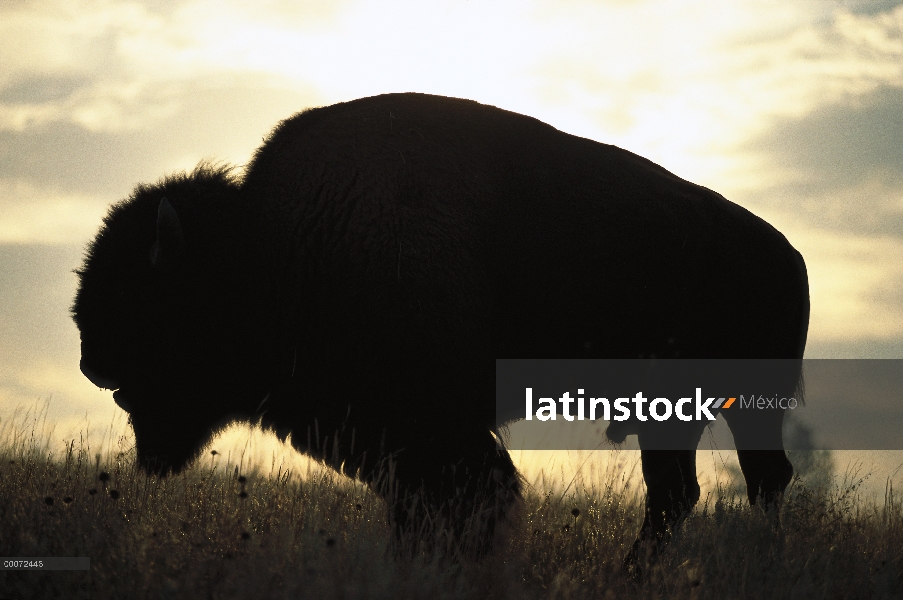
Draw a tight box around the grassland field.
[0,402,901,600]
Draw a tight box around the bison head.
[72,165,276,474]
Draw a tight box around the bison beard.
[72,93,809,564]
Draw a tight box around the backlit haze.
[1,0,902,498]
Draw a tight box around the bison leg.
[624,446,700,577]
[736,449,793,506]
[384,427,521,556]
[724,407,793,506]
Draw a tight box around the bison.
[73,93,809,562]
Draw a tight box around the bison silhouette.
[73,93,809,561]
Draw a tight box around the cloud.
[529,2,903,188]
[0,121,162,197]
[0,0,343,135]
[0,244,82,358]
[748,85,903,195]
[795,230,903,342]
[0,179,107,245]
[840,0,903,15]
[3,1,901,155]
[0,77,320,247]
[0,0,348,82]
[0,74,92,105]
[0,244,88,422]
[0,0,560,138]
[0,243,145,441]
[734,84,903,346]
[1,0,901,418]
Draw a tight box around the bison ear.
[150,197,185,271]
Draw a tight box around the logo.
[524,388,796,423]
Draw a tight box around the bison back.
[241,93,807,429]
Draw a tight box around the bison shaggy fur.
[73,93,809,557]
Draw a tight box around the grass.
[0,404,901,599]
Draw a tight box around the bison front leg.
[384,426,521,557]
[624,447,700,578]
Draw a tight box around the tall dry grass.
[0,402,901,599]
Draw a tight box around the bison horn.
[150,197,185,270]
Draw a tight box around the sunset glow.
[1,0,901,495]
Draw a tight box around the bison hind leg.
[723,405,794,508]
[736,449,793,507]
[623,444,702,580]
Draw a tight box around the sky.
[0,0,902,492]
